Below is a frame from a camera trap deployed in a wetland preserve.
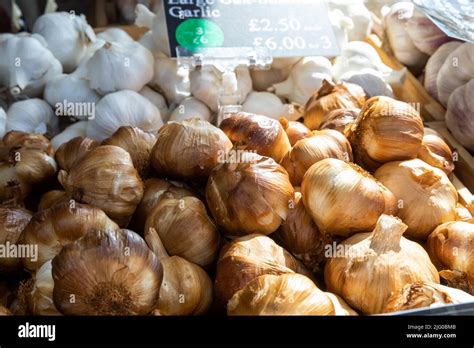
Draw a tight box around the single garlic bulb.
[228,273,335,316]
[6,99,59,136]
[347,96,424,171]
[144,196,220,267]
[86,90,163,141]
[406,10,452,56]
[52,228,163,315]
[214,234,311,304]
[44,74,100,115]
[275,192,333,273]
[0,205,32,273]
[319,108,359,134]
[242,92,299,121]
[151,57,191,105]
[325,215,440,314]
[26,260,61,315]
[383,2,428,71]
[38,190,69,211]
[272,57,332,105]
[58,145,144,227]
[51,121,88,151]
[190,66,252,113]
[130,178,196,233]
[304,80,366,130]
[437,43,474,107]
[151,118,232,183]
[302,158,397,237]
[339,69,394,98]
[424,41,462,101]
[445,79,474,152]
[102,127,157,178]
[375,159,458,239]
[146,228,213,316]
[77,40,154,95]
[384,282,474,313]
[282,129,353,186]
[21,201,119,271]
[55,136,99,172]
[32,12,96,73]
[279,118,312,146]
[169,97,213,123]
[417,130,454,176]
[139,86,169,122]
[0,34,62,97]
[206,152,294,236]
[0,131,57,201]
[219,112,291,162]
[427,221,474,294]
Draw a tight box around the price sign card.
[162,0,340,57]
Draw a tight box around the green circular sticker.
[176,18,224,51]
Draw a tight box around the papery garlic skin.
[96,28,134,43]
[33,12,96,73]
[38,190,69,211]
[437,43,474,107]
[151,57,191,105]
[0,35,62,97]
[279,119,312,146]
[169,97,213,123]
[21,201,119,271]
[6,99,59,136]
[151,118,232,182]
[445,79,474,152]
[44,74,100,114]
[86,90,163,141]
[51,121,88,151]
[55,136,98,172]
[325,292,358,316]
[139,86,169,122]
[427,221,474,295]
[424,41,463,101]
[27,260,61,316]
[58,145,144,227]
[219,112,291,163]
[190,67,252,113]
[228,273,335,316]
[375,159,458,239]
[339,69,394,98]
[325,215,440,314]
[242,92,299,121]
[52,229,163,315]
[384,281,474,313]
[417,131,454,176]
[281,129,353,186]
[320,108,360,134]
[301,159,397,237]
[77,40,154,95]
[214,234,311,304]
[273,57,332,105]
[206,152,294,237]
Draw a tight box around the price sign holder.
[176,45,273,124]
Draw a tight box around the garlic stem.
[369,215,407,254]
[145,227,169,260]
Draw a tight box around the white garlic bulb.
[44,74,100,114]
[383,2,428,70]
[76,40,154,95]
[437,43,474,107]
[86,90,163,141]
[96,28,134,43]
[328,0,372,41]
[51,121,88,150]
[32,12,96,73]
[424,41,463,101]
[0,107,6,138]
[0,34,62,97]
[138,31,163,58]
[339,69,394,98]
[139,86,169,122]
[6,99,59,136]
[190,66,252,113]
[273,57,332,105]
[242,92,300,121]
[329,9,353,49]
[151,57,191,105]
[169,97,213,123]
[135,3,170,56]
